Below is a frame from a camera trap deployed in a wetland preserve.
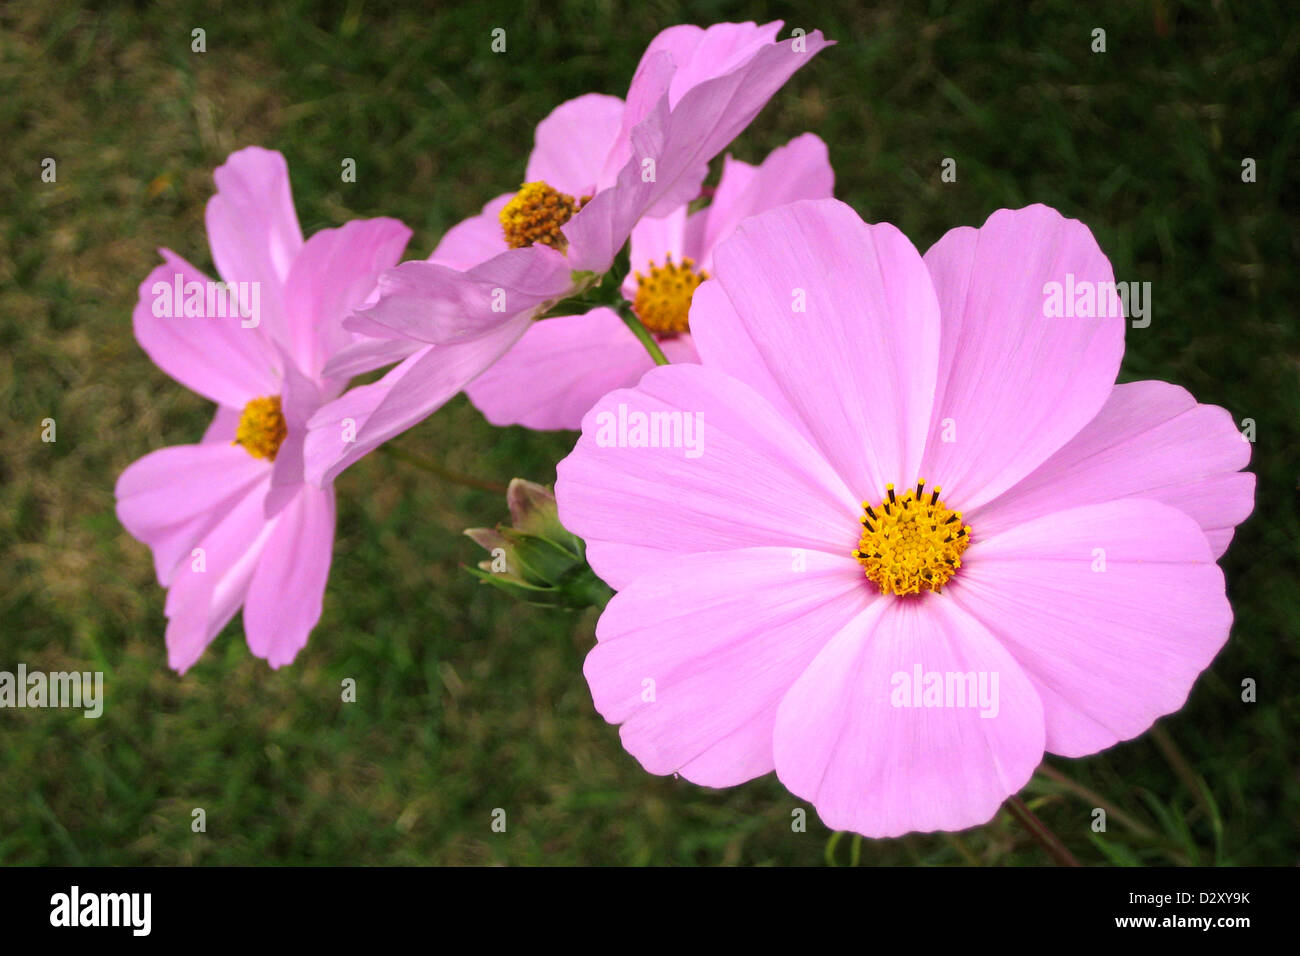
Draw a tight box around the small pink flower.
[556,199,1255,837]
[304,21,830,483]
[465,133,835,430]
[115,147,411,672]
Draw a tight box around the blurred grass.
[0,0,1297,865]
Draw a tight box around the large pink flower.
[304,21,830,484]
[556,200,1254,837]
[115,147,411,672]
[466,133,835,430]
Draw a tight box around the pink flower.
[556,199,1255,837]
[304,21,830,484]
[465,133,835,430]
[115,147,411,672]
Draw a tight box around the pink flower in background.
[465,133,835,430]
[556,199,1254,837]
[304,21,831,484]
[115,147,411,672]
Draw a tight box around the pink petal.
[133,252,281,407]
[161,476,278,673]
[428,194,512,270]
[116,442,269,586]
[773,594,1045,837]
[304,319,529,485]
[919,205,1126,510]
[554,363,859,591]
[687,279,804,430]
[586,547,871,787]
[525,94,626,198]
[321,336,424,379]
[705,199,941,498]
[695,133,835,269]
[243,485,336,668]
[621,205,689,301]
[566,27,831,273]
[344,245,573,345]
[282,217,411,378]
[204,147,303,345]
[602,22,785,188]
[202,405,241,443]
[972,380,1255,557]
[946,498,1232,757]
[465,308,697,431]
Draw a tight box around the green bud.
[464,479,612,610]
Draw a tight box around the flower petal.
[282,217,411,378]
[695,133,835,270]
[344,246,573,345]
[946,498,1232,757]
[586,547,871,787]
[465,308,697,431]
[566,26,831,273]
[428,194,512,270]
[304,319,529,485]
[919,205,1126,510]
[525,94,626,198]
[161,476,277,673]
[243,485,336,669]
[705,199,941,498]
[972,380,1255,557]
[773,594,1045,837]
[133,252,281,407]
[204,146,303,346]
[555,363,859,591]
[116,442,269,586]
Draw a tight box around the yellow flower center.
[853,480,972,596]
[233,395,287,462]
[631,255,708,337]
[499,181,582,250]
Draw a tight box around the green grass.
[1,0,1297,865]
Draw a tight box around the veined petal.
[133,252,281,407]
[774,594,1045,837]
[555,363,860,591]
[920,205,1126,510]
[465,308,697,431]
[972,380,1255,557]
[587,547,871,787]
[705,199,941,499]
[947,499,1232,757]
[304,319,529,485]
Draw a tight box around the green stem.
[1036,764,1159,841]
[379,444,508,495]
[1005,795,1082,867]
[618,304,671,366]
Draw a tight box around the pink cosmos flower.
[115,147,411,672]
[304,21,830,484]
[465,133,835,431]
[556,199,1255,837]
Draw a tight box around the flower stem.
[618,304,670,366]
[1005,795,1082,866]
[1036,764,1159,841]
[379,444,508,495]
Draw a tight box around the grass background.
[1,0,1297,865]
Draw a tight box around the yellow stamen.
[499,181,582,250]
[852,480,972,596]
[631,254,708,337]
[233,395,287,462]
